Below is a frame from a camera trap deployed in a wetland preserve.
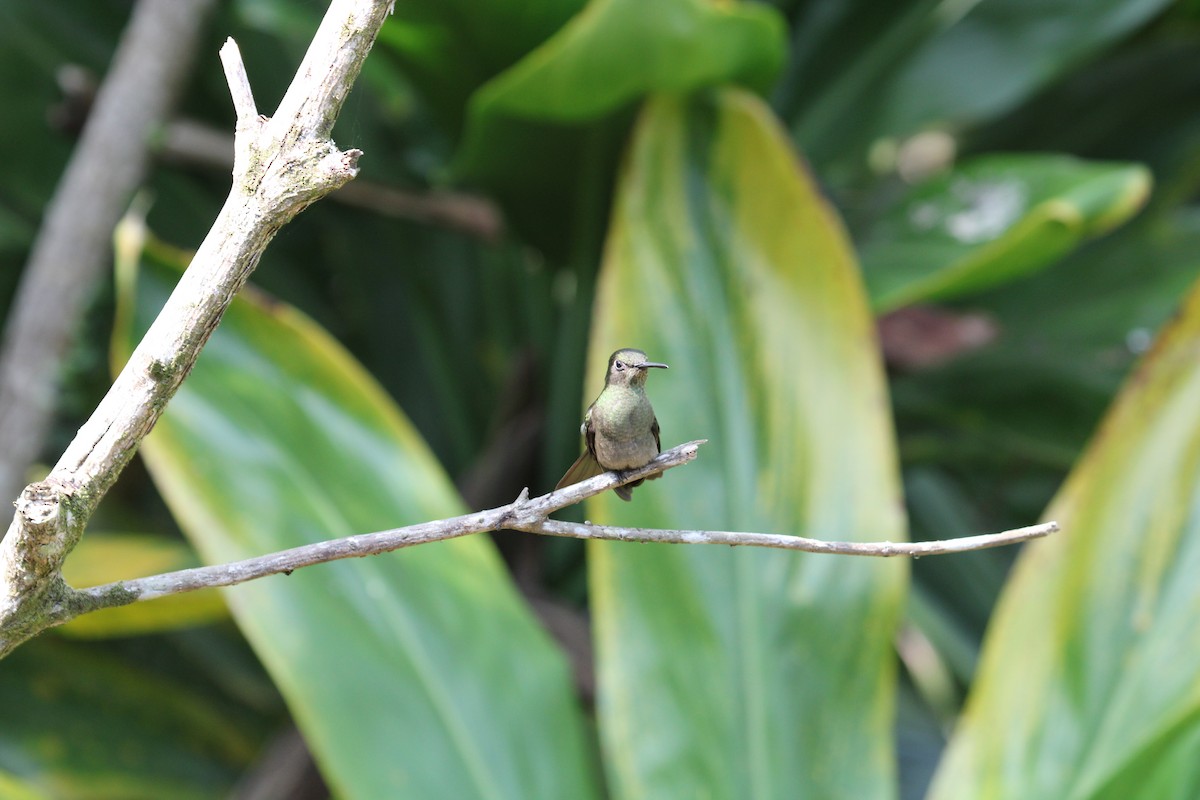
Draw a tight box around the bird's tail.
[615,477,645,501]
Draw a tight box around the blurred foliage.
[860,154,1150,311]
[0,0,1199,797]
[930,261,1200,800]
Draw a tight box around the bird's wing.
[555,449,605,491]
[646,415,663,482]
[584,404,597,459]
[555,404,605,490]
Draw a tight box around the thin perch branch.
[524,519,1058,557]
[66,440,1059,616]
[70,441,705,606]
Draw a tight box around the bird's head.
[605,348,669,388]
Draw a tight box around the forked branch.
[0,0,395,658]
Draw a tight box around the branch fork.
[219,38,361,219]
[0,0,397,658]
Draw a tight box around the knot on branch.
[3,480,72,594]
[15,481,58,527]
[240,138,363,223]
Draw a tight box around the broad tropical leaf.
[112,225,599,800]
[860,154,1150,311]
[587,88,907,799]
[0,635,271,799]
[451,0,786,256]
[777,0,1171,174]
[930,275,1200,799]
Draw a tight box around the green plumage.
[556,348,668,501]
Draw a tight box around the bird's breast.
[591,390,658,470]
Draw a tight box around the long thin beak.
[640,361,669,370]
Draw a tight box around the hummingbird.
[556,348,669,501]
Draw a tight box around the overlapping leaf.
[112,229,598,799]
[860,154,1150,311]
[587,88,906,799]
[777,0,1171,174]
[929,275,1200,798]
[450,0,786,257]
[375,0,585,133]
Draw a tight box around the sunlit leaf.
[929,275,1200,798]
[586,88,906,799]
[0,773,45,800]
[456,0,784,176]
[861,154,1151,311]
[112,227,599,799]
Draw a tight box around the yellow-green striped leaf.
[587,89,907,799]
[930,278,1200,798]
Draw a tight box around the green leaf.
[112,229,599,799]
[0,773,46,800]
[886,209,1200,564]
[376,0,585,134]
[586,89,907,799]
[776,0,1171,175]
[967,38,1200,213]
[860,154,1151,311]
[929,277,1200,798]
[456,0,784,176]
[451,0,786,257]
[59,533,228,638]
[874,0,1171,143]
[0,636,267,799]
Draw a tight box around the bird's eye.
[614,360,624,370]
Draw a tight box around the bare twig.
[0,0,396,658]
[70,442,705,606]
[524,518,1058,557]
[220,39,257,123]
[62,440,1057,619]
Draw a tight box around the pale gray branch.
[0,0,396,659]
[523,519,1059,557]
[72,441,706,605]
[65,439,1058,617]
[220,38,257,123]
